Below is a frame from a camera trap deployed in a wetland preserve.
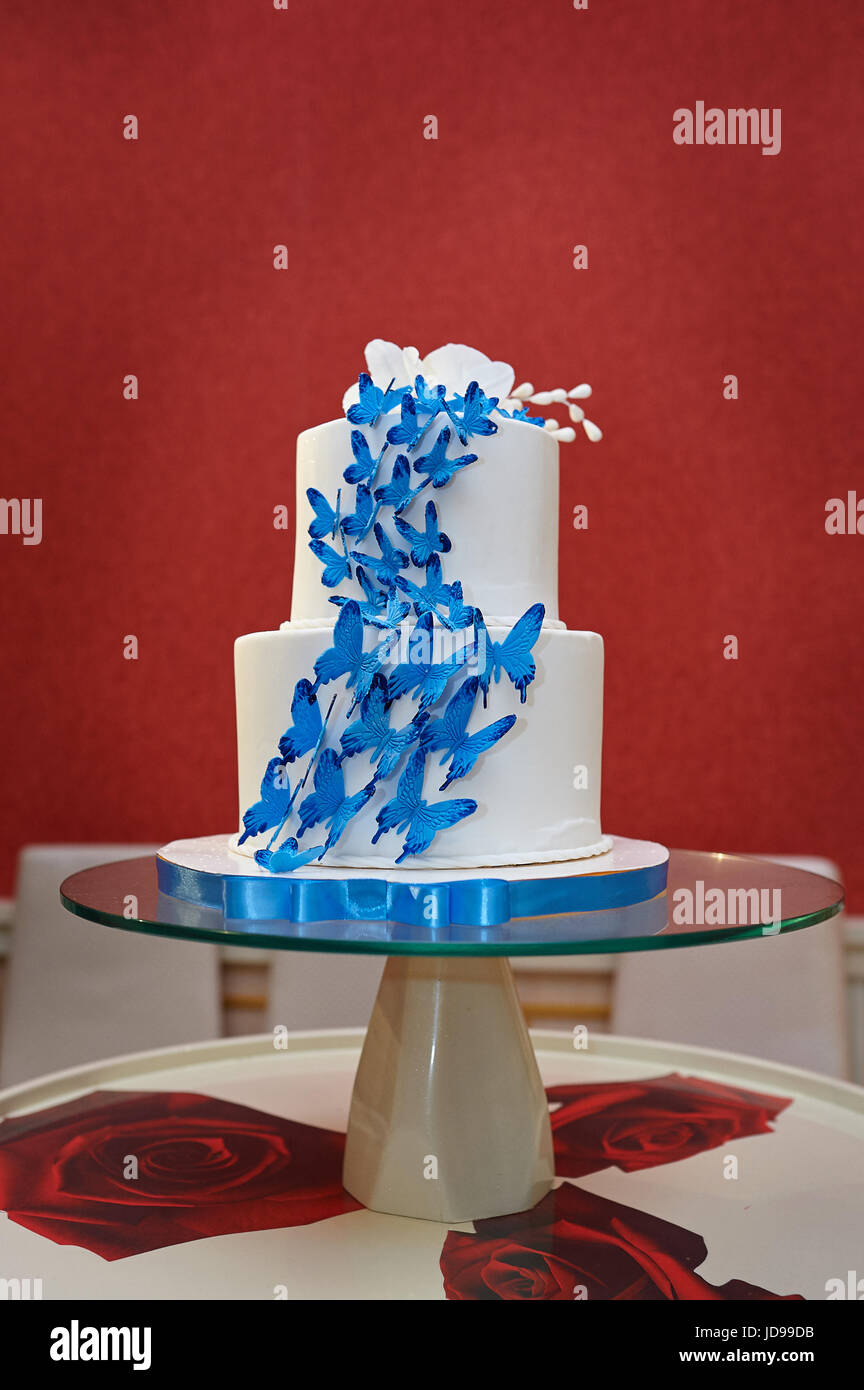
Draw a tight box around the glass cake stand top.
[60,851,843,957]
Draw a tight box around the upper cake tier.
[290,415,561,627]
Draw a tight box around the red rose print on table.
[0,1072,798,1290]
[0,1089,361,1261]
[441,1182,803,1301]
[547,1073,792,1178]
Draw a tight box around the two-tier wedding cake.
[230,340,613,873]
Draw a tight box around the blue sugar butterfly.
[413,427,478,490]
[413,375,446,417]
[363,590,410,630]
[447,380,499,444]
[254,838,326,873]
[474,603,545,706]
[497,403,544,422]
[393,500,451,567]
[313,599,387,703]
[350,521,409,587]
[239,757,294,844]
[371,748,477,863]
[387,611,473,709]
[442,580,475,631]
[309,535,352,588]
[347,373,406,427]
[306,486,341,540]
[278,679,322,762]
[339,673,430,779]
[329,565,388,623]
[340,484,380,540]
[386,394,425,451]
[395,553,453,620]
[296,748,377,850]
[266,690,337,849]
[374,454,427,514]
[344,429,387,486]
[420,676,516,789]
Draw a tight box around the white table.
[1,1031,861,1301]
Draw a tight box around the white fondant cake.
[232,341,609,871]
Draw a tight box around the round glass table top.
[60,852,844,957]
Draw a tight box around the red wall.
[2,1,862,904]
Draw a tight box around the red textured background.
[1,1,862,904]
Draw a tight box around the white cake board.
[159,832,668,883]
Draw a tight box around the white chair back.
[613,856,848,1077]
[1,846,221,1086]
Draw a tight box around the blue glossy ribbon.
[156,855,668,927]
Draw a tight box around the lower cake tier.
[233,624,606,870]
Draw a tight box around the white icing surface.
[291,415,560,626]
[234,625,605,870]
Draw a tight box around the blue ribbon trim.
[156,856,668,927]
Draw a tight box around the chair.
[0,846,221,1086]
[267,950,384,1032]
[613,855,848,1078]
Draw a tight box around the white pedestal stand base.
[342,955,554,1223]
[153,833,669,1222]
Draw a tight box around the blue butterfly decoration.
[474,603,545,706]
[363,590,411,630]
[446,381,499,445]
[346,373,406,426]
[309,534,352,588]
[306,486,341,540]
[497,403,544,427]
[239,757,294,845]
[420,675,516,789]
[387,611,473,709]
[442,580,475,631]
[413,427,478,490]
[264,691,337,850]
[313,599,387,704]
[296,748,376,851]
[339,673,429,778]
[344,429,388,486]
[374,454,427,514]
[254,838,326,873]
[350,521,409,587]
[340,484,380,540]
[393,500,451,567]
[386,394,425,451]
[371,748,477,863]
[395,553,454,621]
[413,374,446,417]
[278,679,322,762]
[329,565,388,623]
[329,570,409,630]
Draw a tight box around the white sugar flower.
[342,340,515,412]
[341,342,601,443]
